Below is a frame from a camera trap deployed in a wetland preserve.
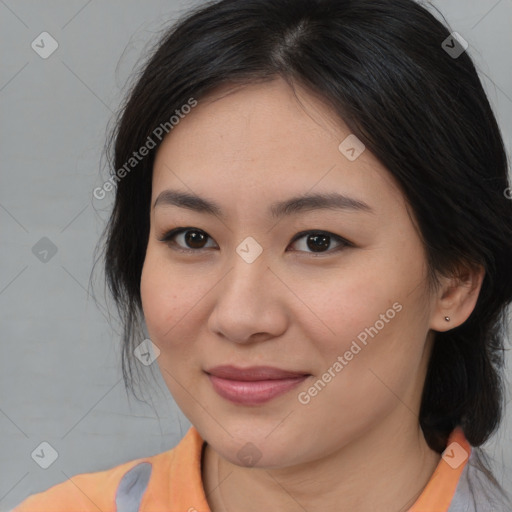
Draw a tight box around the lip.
[206,365,309,380]
[205,365,310,405]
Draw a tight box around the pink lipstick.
[205,365,309,405]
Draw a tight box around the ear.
[429,263,485,332]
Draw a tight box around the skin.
[140,77,484,512]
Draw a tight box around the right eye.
[158,227,218,253]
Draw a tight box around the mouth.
[205,365,310,405]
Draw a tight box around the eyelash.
[157,227,352,255]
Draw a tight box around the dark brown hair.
[96,0,512,457]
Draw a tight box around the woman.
[14,0,512,510]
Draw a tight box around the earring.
[444,316,450,322]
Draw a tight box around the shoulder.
[449,448,512,512]
[12,454,163,512]
[12,427,207,512]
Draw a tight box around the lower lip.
[207,374,309,405]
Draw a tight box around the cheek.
[140,251,188,343]
[140,253,209,419]
[307,273,430,409]
[140,257,170,337]
[302,250,428,373]
[140,249,212,350]
[296,265,398,354]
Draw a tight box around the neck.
[202,416,441,512]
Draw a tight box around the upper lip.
[205,365,309,381]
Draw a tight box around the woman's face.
[140,78,439,468]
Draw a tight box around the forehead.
[151,78,406,220]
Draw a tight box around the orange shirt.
[11,426,497,511]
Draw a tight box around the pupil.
[186,230,206,248]
[307,234,330,252]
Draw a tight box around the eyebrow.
[153,189,374,219]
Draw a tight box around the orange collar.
[409,427,471,511]
[155,426,470,512]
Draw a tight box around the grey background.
[1,0,511,510]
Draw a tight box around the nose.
[207,247,288,345]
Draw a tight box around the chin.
[203,423,312,469]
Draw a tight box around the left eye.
[289,230,351,254]
[158,228,351,254]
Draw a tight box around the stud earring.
[444,316,450,322]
